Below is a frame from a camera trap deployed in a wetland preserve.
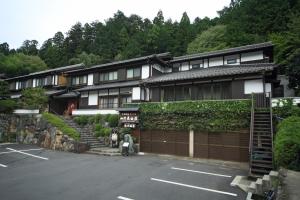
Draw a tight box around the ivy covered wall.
[134,100,251,132]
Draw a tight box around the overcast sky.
[0,0,231,49]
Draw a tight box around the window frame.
[126,67,141,79]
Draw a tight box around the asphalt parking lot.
[0,143,247,200]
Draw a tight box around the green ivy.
[42,112,80,141]
[130,100,251,131]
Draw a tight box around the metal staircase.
[249,93,274,176]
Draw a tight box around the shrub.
[275,116,300,171]
[42,112,80,141]
[273,98,300,118]
[0,99,18,113]
[73,116,90,126]
[133,100,251,131]
[94,123,111,137]
[106,114,119,127]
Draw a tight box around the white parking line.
[117,196,134,200]
[0,164,7,168]
[0,148,43,155]
[151,178,237,197]
[6,148,48,160]
[171,167,232,178]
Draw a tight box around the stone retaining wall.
[0,114,88,153]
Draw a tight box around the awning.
[53,91,80,99]
[45,89,65,96]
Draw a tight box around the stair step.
[252,159,273,164]
[251,163,273,169]
[251,168,271,175]
[253,146,272,150]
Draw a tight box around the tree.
[0,53,47,77]
[20,88,48,110]
[0,81,17,113]
[18,40,39,55]
[187,25,229,54]
[0,42,10,55]
[69,52,102,66]
[271,13,300,95]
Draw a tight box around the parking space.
[0,144,246,200]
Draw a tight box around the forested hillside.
[0,0,299,93]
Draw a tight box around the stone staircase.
[62,117,105,149]
[250,109,273,176]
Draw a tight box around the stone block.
[269,171,279,186]
[248,182,257,194]
[255,178,263,195]
[262,175,271,191]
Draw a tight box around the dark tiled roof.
[45,89,65,96]
[143,63,276,84]
[172,42,273,62]
[53,91,80,99]
[67,52,171,74]
[5,63,85,81]
[76,80,140,92]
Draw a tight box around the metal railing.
[269,92,274,168]
[249,93,255,171]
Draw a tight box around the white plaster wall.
[180,62,189,71]
[241,51,263,62]
[33,79,36,88]
[55,75,58,85]
[72,109,119,115]
[88,91,98,105]
[142,65,150,79]
[52,76,55,85]
[13,109,39,114]
[132,87,141,100]
[203,59,209,68]
[209,57,223,67]
[145,88,150,101]
[11,94,22,99]
[87,74,94,85]
[244,79,264,94]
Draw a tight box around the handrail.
[249,93,255,169]
[268,92,274,167]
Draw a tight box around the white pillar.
[189,129,194,157]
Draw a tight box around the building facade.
[5,42,292,115]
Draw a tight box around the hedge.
[0,99,18,113]
[130,100,251,131]
[42,112,80,141]
[275,116,300,171]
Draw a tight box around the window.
[72,75,88,85]
[99,97,108,109]
[192,64,200,69]
[100,71,118,81]
[127,68,141,79]
[36,78,44,87]
[163,87,175,102]
[108,97,118,108]
[227,58,237,64]
[121,96,132,106]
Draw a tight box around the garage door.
[194,131,249,162]
[140,130,189,157]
